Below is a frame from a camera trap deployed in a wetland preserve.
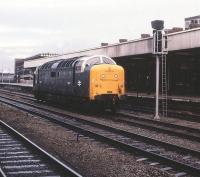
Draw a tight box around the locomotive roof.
[39,56,84,70]
[39,55,115,70]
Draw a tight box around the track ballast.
[0,95,199,176]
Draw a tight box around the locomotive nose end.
[89,64,125,100]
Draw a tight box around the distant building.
[14,53,58,84]
[141,34,150,39]
[164,27,183,34]
[185,15,200,30]
[0,73,14,83]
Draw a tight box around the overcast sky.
[0,0,200,72]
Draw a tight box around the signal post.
[151,20,168,119]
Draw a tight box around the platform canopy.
[24,28,200,68]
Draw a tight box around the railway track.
[0,95,200,176]
[1,88,200,123]
[0,89,35,102]
[122,100,200,123]
[0,120,82,177]
[1,90,200,143]
[116,111,200,142]
[2,87,200,124]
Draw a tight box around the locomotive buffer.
[151,20,168,119]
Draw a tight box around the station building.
[0,73,14,83]
[17,16,200,96]
[15,53,58,84]
[185,15,200,30]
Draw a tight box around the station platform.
[126,92,200,103]
[0,83,33,93]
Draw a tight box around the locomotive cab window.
[86,57,101,66]
[52,61,61,69]
[102,57,116,64]
[75,60,84,72]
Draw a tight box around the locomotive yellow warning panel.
[90,64,125,100]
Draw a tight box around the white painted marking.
[5,164,46,169]
[106,148,117,150]
[117,137,130,140]
[0,155,34,159]
[0,139,13,141]
[8,170,52,175]
[0,134,9,136]
[175,172,187,177]
[149,162,159,166]
[0,141,18,144]
[160,167,172,171]
[182,155,191,160]
[146,148,160,152]
[136,158,148,162]
[1,159,41,164]
[77,80,82,86]
[0,144,21,147]
[0,151,29,155]
[0,147,25,151]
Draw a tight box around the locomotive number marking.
[77,80,82,87]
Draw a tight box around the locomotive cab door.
[33,67,39,88]
[72,61,79,86]
[72,59,89,98]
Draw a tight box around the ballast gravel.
[0,103,172,177]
